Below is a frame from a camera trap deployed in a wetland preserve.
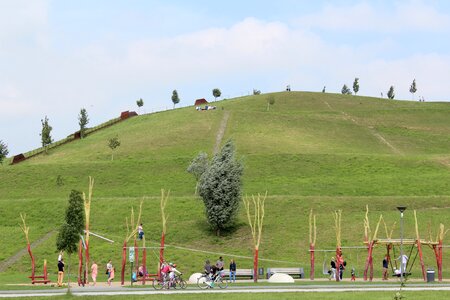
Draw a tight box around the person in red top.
[161,260,170,282]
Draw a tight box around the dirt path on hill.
[323,100,402,155]
[0,231,55,272]
[213,111,230,154]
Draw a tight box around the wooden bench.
[221,269,254,279]
[266,267,305,279]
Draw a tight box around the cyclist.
[169,263,182,286]
[204,260,212,278]
[161,260,170,283]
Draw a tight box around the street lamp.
[397,206,407,283]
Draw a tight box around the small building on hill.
[194,98,208,106]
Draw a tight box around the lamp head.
[396,206,407,213]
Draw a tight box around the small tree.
[353,78,360,95]
[56,190,85,290]
[187,152,209,195]
[40,116,53,152]
[198,140,243,236]
[387,86,395,99]
[341,84,352,95]
[136,98,144,113]
[266,95,275,111]
[0,140,8,164]
[78,108,89,138]
[107,136,121,161]
[253,89,261,95]
[212,88,221,101]
[409,79,417,100]
[171,90,180,108]
[322,86,326,93]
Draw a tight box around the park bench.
[221,268,254,279]
[266,267,305,279]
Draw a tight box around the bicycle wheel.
[152,279,164,290]
[218,276,228,289]
[174,278,187,289]
[197,275,210,289]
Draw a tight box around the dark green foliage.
[187,152,209,194]
[212,88,221,101]
[56,190,85,254]
[172,90,180,108]
[40,116,53,149]
[388,86,395,99]
[136,98,144,108]
[78,108,89,138]
[322,86,326,93]
[0,140,8,164]
[198,140,243,236]
[253,89,261,95]
[107,136,121,160]
[341,84,352,95]
[409,79,417,100]
[353,78,359,95]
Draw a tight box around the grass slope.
[0,92,449,284]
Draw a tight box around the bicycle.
[174,274,187,289]
[197,271,229,289]
[153,273,186,290]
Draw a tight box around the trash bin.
[427,269,435,282]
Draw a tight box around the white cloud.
[294,1,450,33]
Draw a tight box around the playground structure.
[19,214,50,284]
[309,206,447,282]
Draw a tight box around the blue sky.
[1,0,450,154]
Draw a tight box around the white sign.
[129,247,135,263]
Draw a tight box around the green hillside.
[1,91,449,285]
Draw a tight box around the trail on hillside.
[0,231,55,272]
[323,100,402,155]
[213,111,230,154]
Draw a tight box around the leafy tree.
[341,84,352,95]
[40,116,53,153]
[198,140,243,236]
[253,89,261,95]
[56,190,85,290]
[171,90,180,108]
[353,78,359,95]
[78,108,89,138]
[387,86,395,99]
[212,88,221,101]
[187,152,209,195]
[136,98,144,113]
[322,86,326,93]
[0,140,9,164]
[409,79,417,100]
[266,95,275,111]
[107,136,121,161]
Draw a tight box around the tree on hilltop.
[0,140,9,164]
[409,79,417,100]
[387,86,395,99]
[198,140,243,236]
[353,78,360,95]
[78,108,89,138]
[341,84,352,95]
[56,190,85,290]
[40,116,53,153]
[171,90,180,108]
[212,88,221,101]
[136,98,144,113]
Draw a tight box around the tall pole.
[397,206,407,283]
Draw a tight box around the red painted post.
[121,240,127,285]
[310,243,315,280]
[85,240,89,285]
[159,232,165,265]
[27,244,35,282]
[134,239,139,275]
[78,240,83,286]
[142,248,147,285]
[416,240,426,281]
[253,247,259,283]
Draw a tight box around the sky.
[1,0,450,155]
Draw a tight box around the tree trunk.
[67,254,71,291]
[121,240,127,285]
[310,244,315,280]
[159,232,165,266]
[253,247,259,283]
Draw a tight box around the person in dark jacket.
[229,259,237,283]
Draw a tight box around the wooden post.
[121,240,127,285]
[160,189,170,265]
[78,240,83,286]
[83,176,94,285]
[243,193,266,283]
[414,210,426,281]
[334,210,342,282]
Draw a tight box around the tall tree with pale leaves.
[40,116,53,153]
[0,140,8,164]
[409,79,417,100]
[198,140,243,236]
[78,108,89,138]
[171,90,180,108]
[353,78,360,95]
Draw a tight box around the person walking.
[57,258,64,287]
[106,260,112,278]
[229,259,236,283]
[382,255,389,280]
[108,267,115,286]
[91,261,98,286]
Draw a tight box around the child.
[138,224,144,240]
[351,267,356,281]
[108,267,115,286]
[169,263,182,287]
[91,261,98,286]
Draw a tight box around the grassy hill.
[1,91,449,285]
